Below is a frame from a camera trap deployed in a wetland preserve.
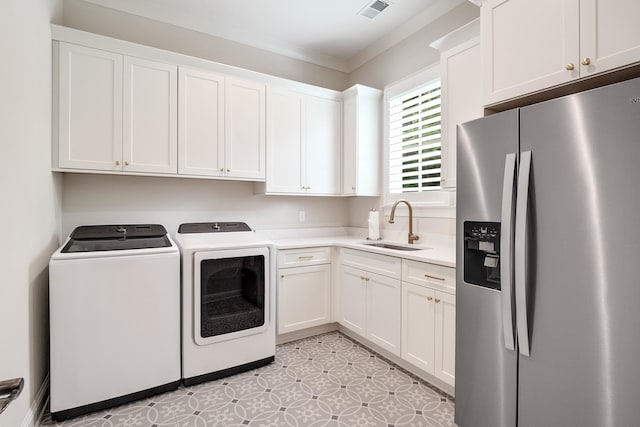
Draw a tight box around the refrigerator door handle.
[515,150,532,356]
[500,153,517,351]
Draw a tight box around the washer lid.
[62,224,171,253]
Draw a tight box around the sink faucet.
[388,199,420,244]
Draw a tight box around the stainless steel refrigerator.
[455,77,640,427]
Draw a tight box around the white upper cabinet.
[178,68,225,176]
[305,95,342,195]
[482,0,579,105]
[431,19,483,190]
[482,0,640,105]
[224,77,266,180]
[57,42,177,173]
[579,0,640,77]
[179,69,265,180]
[123,57,177,174]
[262,87,342,195]
[57,43,123,171]
[265,88,304,193]
[342,85,382,196]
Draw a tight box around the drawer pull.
[427,296,433,301]
[435,298,441,303]
[425,274,446,281]
[297,256,314,261]
[360,276,366,280]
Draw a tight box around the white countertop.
[260,227,456,268]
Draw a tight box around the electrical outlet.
[299,210,305,222]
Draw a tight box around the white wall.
[0,0,63,425]
[61,174,349,238]
[346,2,478,237]
[61,0,349,91]
[348,2,479,90]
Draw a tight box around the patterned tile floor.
[41,332,455,426]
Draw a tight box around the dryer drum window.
[199,255,266,338]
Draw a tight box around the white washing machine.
[49,224,181,421]
[174,222,276,385]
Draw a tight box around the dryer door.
[193,247,270,345]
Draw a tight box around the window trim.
[382,64,455,218]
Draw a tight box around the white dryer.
[174,222,276,385]
[49,224,181,421]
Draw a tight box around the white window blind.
[388,79,442,194]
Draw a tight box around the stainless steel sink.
[362,242,425,251]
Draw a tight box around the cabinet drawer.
[342,248,401,279]
[402,259,455,294]
[278,247,331,268]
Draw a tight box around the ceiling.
[81,0,466,72]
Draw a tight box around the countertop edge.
[270,236,456,268]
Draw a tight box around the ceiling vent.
[360,0,390,19]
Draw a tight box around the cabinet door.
[225,78,266,180]
[58,43,123,171]
[266,88,303,193]
[123,57,177,174]
[482,0,579,105]
[401,282,435,374]
[339,265,367,335]
[178,68,225,176]
[366,271,401,356]
[278,264,331,334]
[342,86,382,196]
[342,93,357,195]
[434,291,456,387]
[305,96,341,195]
[580,0,640,77]
[440,38,482,190]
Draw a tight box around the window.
[388,79,442,194]
[384,66,454,213]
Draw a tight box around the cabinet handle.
[565,63,575,71]
[124,161,129,166]
[280,275,284,279]
[427,296,433,301]
[220,168,224,172]
[351,186,356,190]
[297,256,314,261]
[227,169,231,172]
[366,277,370,282]
[440,178,445,183]
[581,57,591,66]
[115,160,120,166]
[425,274,445,281]
[360,276,366,281]
[435,298,441,303]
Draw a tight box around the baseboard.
[22,373,49,427]
[276,323,339,344]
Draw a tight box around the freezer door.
[455,110,518,427]
[518,77,640,427]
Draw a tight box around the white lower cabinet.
[365,270,401,355]
[401,261,456,387]
[339,265,367,335]
[277,248,331,334]
[339,250,401,356]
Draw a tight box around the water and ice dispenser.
[463,221,501,290]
